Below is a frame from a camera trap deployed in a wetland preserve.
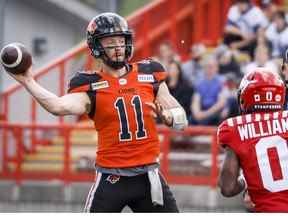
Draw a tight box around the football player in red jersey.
[2,13,188,212]
[218,67,288,212]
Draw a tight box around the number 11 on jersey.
[114,95,147,141]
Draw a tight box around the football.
[0,43,32,74]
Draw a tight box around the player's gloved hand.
[145,101,173,126]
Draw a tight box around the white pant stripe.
[84,172,102,212]
[84,182,96,211]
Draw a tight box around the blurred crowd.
[154,0,288,126]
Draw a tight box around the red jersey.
[68,59,167,168]
[218,111,288,212]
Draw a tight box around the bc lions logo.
[106,175,120,184]
[87,21,97,34]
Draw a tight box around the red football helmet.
[238,67,286,113]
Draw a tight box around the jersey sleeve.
[67,71,101,118]
[217,119,236,151]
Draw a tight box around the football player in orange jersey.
[3,13,188,212]
[218,68,288,212]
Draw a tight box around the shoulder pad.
[137,59,166,74]
[68,71,102,93]
[137,59,167,82]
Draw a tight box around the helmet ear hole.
[93,50,100,57]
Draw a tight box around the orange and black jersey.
[68,59,167,168]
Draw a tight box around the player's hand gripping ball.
[0,43,32,74]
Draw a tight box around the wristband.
[169,107,188,130]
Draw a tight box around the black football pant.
[84,172,179,212]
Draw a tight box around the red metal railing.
[0,123,218,188]
[159,126,219,187]
[0,0,236,123]
[0,122,95,183]
[0,0,285,122]
[0,0,284,186]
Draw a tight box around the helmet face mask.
[238,68,286,114]
[87,13,133,69]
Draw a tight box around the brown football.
[0,43,32,74]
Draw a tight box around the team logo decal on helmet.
[87,21,97,35]
[238,67,286,113]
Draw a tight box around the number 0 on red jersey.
[218,111,288,212]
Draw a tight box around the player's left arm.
[146,82,188,130]
[218,146,246,197]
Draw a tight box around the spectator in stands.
[156,41,180,71]
[265,10,288,58]
[221,73,240,118]
[190,55,228,126]
[181,43,206,88]
[256,27,272,52]
[216,48,242,79]
[166,60,194,117]
[213,46,242,119]
[243,45,278,74]
[260,0,278,23]
[223,0,268,58]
